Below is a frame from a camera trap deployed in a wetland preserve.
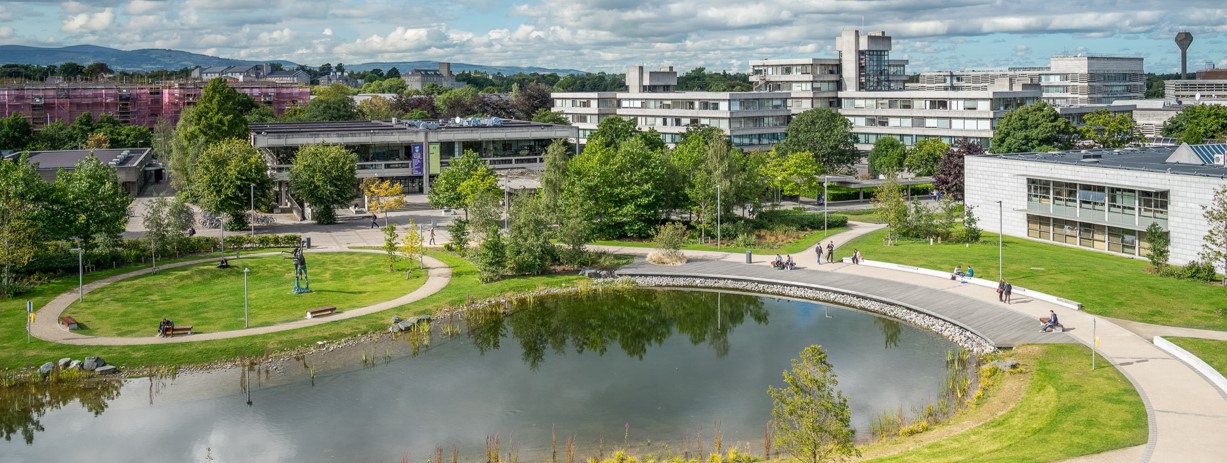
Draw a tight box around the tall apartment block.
[0,81,309,129]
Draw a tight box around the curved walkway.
[31,249,451,345]
[612,224,1227,463]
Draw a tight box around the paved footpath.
[31,249,451,345]
[608,222,1227,463]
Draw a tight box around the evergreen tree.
[185,78,252,146]
[477,227,506,283]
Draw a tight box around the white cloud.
[1014,44,1030,57]
[322,27,333,36]
[0,26,12,39]
[61,8,116,34]
[126,0,164,15]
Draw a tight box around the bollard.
[745,250,752,264]
[305,237,312,249]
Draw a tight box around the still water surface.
[1,289,958,462]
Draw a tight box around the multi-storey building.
[403,63,461,91]
[0,82,309,129]
[840,87,1038,150]
[1164,69,1227,101]
[914,56,1145,105]
[965,143,1227,271]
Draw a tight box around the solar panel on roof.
[1189,144,1227,164]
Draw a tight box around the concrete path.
[613,231,1227,463]
[32,249,451,345]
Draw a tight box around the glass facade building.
[1024,177,1168,257]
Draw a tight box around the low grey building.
[402,63,461,91]
[14,148,157,196]
[965,144,1227,271]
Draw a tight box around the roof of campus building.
[18,148,151,170]
[249,119,562,135]
[987,145,1227,178]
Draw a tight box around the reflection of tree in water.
[0,378,123,444]
[875,318,903,349]
[470,289,768,369]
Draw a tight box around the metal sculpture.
[289,242,311,294]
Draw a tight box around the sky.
[0,0,1225,74]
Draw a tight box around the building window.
[1027,179,1052,212]
[1139,190,1169,227]
[1078,184,1106,221]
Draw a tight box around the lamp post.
[997,200,1004,279]
[250,183,255,237]
[244,267,250,328]
[71,247,83,302]
[823,175,829,237]
[716,184,721,249]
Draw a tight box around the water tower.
[1175,32,1193,80]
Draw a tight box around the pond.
[1,289,961,462]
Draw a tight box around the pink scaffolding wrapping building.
[0,81,309,129]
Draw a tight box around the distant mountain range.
[0,45,587,75]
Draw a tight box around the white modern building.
[914,56,1146,105]
[965,143,1227,271]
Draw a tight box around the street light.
[244,267,250,328]
[716,184,721,249]
[823,175,829,237]
[997,200,1004,279]
[220,215,225,257]
[71,247,83,302]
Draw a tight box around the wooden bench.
[306,306,337,319]
[59,316,79,330]
[1040,317,1065,333]
[165,325,193,336]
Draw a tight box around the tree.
[381,223,399,272]
[0,113,35,151]
[436,86,483,118]
[96,124,152,149]
[400,218,425,276]
[83,62,113,79]
[357,95,404,120]
[361,178,406,226]
[476,227,506,283]
[58,62,84,78]
[867,136,905,176]
[777,108,860,173]
[934,139,982,202]
[763,148,822,202]
[588,116,665,152]
[1200,185,1227,284]
[288,144,358,225]
[557,207,592,265]
[168,107,207,194]
[46,154,132,252]
[904,138,947,177]
[191,138,274,230]
[84,132,109,149]
[428,150,497,216]
[531,109,570,125]
[505,194,555,275]
[964,205,983,243]
[1144,222,1170,271]
[185,78,252,146]
[768,345,858,463]
[0,154,45,296]
[872,173,909,246]
[385,67,401,79]
[33,120,77,151]
[990,101,1076,153]
[1162,104,1227,144]
[1080,109,1138,148]
[143,195,195,262]
[511,83,554,120]
[293,84,359,121]
[674,127,761,220]
[538,139,570,221]
[564,137,670,238]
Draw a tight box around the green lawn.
[841,209,888,224]
[62,253,424,337]
[835,229,1227,331]
[3,251,584,370]
[594,226,849,255]
[863,344,1147,463]
[1165,337,1227,378]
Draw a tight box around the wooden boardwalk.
[618,258,1073,349]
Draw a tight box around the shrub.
[753,210,847,231]
[653,222,687,258]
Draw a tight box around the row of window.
[1027,215,1151,257]
[619,99,729,110]
[766,82,840,92]
[848,116,993,131]
[554,99,614,109]
[731,132,787,147]
[1026,178,1168,228]
[842,98,988,111]
[752,64,840,76]
[854,132,991,147]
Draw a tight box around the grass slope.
[62,253,424,336]
[863,344,1147,463]
[1165,337,1227,378]
[835,228,1227,330]
[3,251,583,369]
[594,226,849,255]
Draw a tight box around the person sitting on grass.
[966,265,975,278]
[217,257,230,269]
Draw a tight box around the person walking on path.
[997,278,1006,302]
[826,241,835,263]
[369,213,378,229]
[1003,281,1013,304]
[815,245,823,265]
[852,249,862,264]
[428,228,436,245]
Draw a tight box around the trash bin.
[745,250,752,264]
[305,237,312,249]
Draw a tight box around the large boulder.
[94,365,118,375]
[82,356,106,371]
[38,362,54,376]
[68,360,83,370]
[57,358,72,369]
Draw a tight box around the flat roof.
[249,119,565,136]
[19,148,152,170]
[984,146,1227,178]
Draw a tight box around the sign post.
[27,301,34,344]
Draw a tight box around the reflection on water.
[469,290,768,369]
[1,289,957,462]
[0,375,122,444]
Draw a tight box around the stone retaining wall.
[628,275,998,355]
